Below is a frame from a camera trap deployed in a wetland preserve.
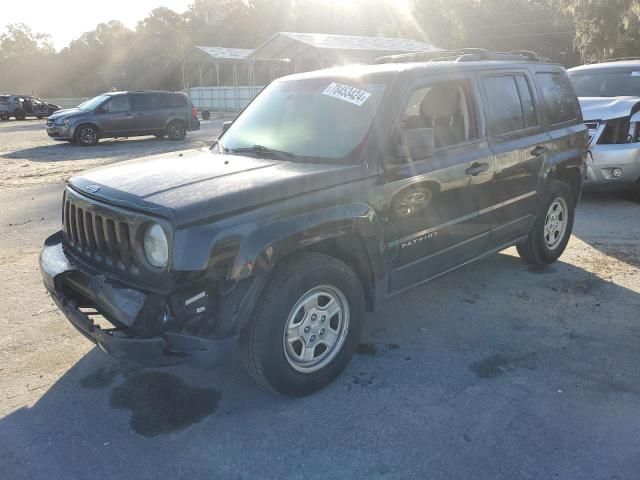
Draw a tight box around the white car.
[569,60,640,200]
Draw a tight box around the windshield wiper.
[230,145,296,159]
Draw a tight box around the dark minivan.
[41,51,587,396]
[46,90,200,145]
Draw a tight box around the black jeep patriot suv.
[40,51,588,396]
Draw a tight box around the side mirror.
[395,128,434,163]
[222,120,232,134]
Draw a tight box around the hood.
[48,107,84,120]
[579,96,640,121]
[69,148,367,226]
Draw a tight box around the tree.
[552,0,640,61]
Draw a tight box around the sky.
[1,0,192,51]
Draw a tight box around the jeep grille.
[62,190,139,275]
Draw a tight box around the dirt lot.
[1,119,639,479]
[0,117,221,188]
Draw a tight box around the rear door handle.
[465,162,490,176]
[531,145,549,157]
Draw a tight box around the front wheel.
[517,180,575,265]
[240,253,364,396]
[75,124,99,146]
[167,120,186,141]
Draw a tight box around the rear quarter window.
[536,72,578,124]
[166,94,188,108]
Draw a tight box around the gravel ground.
[0,117,224,188]
[1,120,639,479]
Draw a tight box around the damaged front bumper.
[40,231,237,368]
[586,144,640,190]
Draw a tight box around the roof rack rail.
[375,48,550,65]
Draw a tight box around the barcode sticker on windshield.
[322,83,371,106]
[632,72,640,77]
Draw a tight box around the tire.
[36,116,44,120]
[517,180,575,265]
[14,111,25,120]
[201,109,210,120]
[74,124,99,146]
[167,120,186,141]
[154,133,165,139]
[240,252,364,396]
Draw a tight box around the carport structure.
[249,32,442,72]
[179,33,442,111]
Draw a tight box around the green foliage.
[0,0,638,97]
[553,0,640,61]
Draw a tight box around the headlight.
[143,223,169,268]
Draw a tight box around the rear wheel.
[517,180,575,265]
[167,120,186,141]
[75,124,99,146]
[14,110,25,120]
[240,253,364,396]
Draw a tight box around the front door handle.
[531,145,549,157]
[465,162,490,176]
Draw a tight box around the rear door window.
[483,74,540,135]
[515,76,539,128]
[536,72,577,124]
[483,75,525,135]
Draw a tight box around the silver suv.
[568,60,640,199]
[46,90,200,146]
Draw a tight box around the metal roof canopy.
[249,32,442,62]
[181,46,255,64]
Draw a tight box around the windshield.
[569,69,640,97]
[78,94,110,111]
[220,78,387,161]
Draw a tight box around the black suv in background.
[41,51,587,396]
[46,90,200,145]
[0,95,52,120]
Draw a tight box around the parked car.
[47,102,62,115]
[0,94,49,120]
[46,90,200,145]
[40,52,587,396]
[568,60,640,199]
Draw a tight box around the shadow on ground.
[1,136,209,162]
[2,252,640,479]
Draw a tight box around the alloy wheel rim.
[283,285,350,373]
[396,190,431,216]
[544,197,568,250]
[80,128,96,144]
[170,124,185,138]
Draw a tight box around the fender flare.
[227,203,386,283]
